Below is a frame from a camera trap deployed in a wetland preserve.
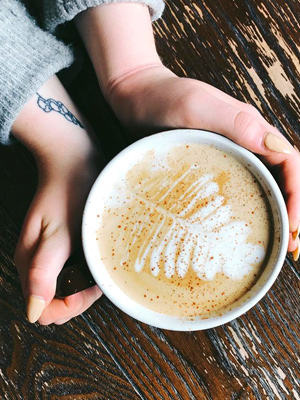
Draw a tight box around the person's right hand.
[12,74,103,324]
[13,150,102,325]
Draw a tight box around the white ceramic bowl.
[82,129,289,331]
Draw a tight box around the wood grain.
[0,0,299,399]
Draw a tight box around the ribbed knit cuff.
[0,1,75,145]
[42,0,165,32]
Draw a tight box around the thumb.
[188,91,293,157]
[227,108,292,158]
[26,229,71,323]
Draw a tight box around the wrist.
[106,61,165,103]
[13,75,91,157]
[12,75,101,180]
[107,64,175,125]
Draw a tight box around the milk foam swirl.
[117,165,265,281]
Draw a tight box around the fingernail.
[27,295,45,323]
[292,237,300,262]
[264,132,292,154]
[292,222,300,241]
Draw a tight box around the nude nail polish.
[292,223,300,241]
[27,295,45,323]
[264,132,292,155]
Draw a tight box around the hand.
[108,65,300,257]
[75,2,299,257]
[14,153,102,325]
[13,75,103,324]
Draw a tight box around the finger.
[230,111,300,249]
[193,80,269,122]
[38,285,102,325]
[187,91,293,158]
[26,227,72,323]
[280,156,300,251]
[193,81,282,133]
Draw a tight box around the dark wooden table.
[1,0,299,398]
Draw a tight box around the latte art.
[97,143,273,318]
[119,167,265,281]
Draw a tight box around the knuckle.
[173,90,202,127]
[27,264,53,288]
[183,90,200,112]
[234,111,262,145]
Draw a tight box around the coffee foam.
[123,169,265,281]
[97,144,272,317]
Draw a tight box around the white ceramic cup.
[82,129,289,331]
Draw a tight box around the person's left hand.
[108,65,300,258]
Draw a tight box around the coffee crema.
[97,144,273,318]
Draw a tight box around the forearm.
[74,3,163,99]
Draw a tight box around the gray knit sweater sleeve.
[0,1,74,145]
[42,0,165,31]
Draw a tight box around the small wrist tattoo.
[36,92,84,129]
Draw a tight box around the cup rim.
[82,129,289,331]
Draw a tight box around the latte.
[96,143,274,318]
